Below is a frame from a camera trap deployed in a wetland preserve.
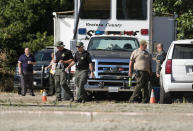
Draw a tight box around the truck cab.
[85,35,139,92]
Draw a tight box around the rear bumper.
[84,78,136,92]
[166,83,193,92]
[162,75,193,92]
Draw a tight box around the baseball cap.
[76,42,84,47]
[55,41,64,47]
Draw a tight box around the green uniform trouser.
[129,71,150,103]
[75,70,88,101]
[47,73,55,95]
[55,68,73,100]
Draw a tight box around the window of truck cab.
[116,0,147,20]
[80,0,111,19]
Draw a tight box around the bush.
[0,52,14,92]
[0,71,14,92]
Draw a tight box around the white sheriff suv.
[160,39,193,104]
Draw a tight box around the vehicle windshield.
[34,51,52,62]
[87,37,139,51]
[172,44,193,59]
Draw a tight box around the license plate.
[108,87,119,92]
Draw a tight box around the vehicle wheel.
[86,91,93,101]
[160,82,172,104]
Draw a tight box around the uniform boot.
[30,90,35,96]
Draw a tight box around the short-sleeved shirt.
[74,50,92,70]
[130,48,152,73]
[55,48,73,69]
[18,54,36,73]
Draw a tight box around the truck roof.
[90,35,138,39]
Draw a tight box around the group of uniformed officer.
[50,40,166,103]
[50,41,94,103]
[19,40,166,103]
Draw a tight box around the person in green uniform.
[54,41,74,101]
[66,42,95,103]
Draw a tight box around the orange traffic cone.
[42,89,47,102]
[150,88,156,104]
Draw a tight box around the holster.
[133,70,140,78]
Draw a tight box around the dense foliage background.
[0,0,73,70]
[0,0,192,91]
[153,0,193,39]
[0,0,73,91]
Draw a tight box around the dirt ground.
[1,92,193,131]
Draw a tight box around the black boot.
[30,91,35,96]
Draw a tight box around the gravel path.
[1,92,193,131]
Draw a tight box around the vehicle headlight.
[44,69,50,78]
[44,68,50,73]
[44,74,49,79]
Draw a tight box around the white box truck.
[53,0,176,95]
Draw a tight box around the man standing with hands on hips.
[66,42,95,103]
[18,48,36,96]
[128,40,152,103]
[54,41,74,101]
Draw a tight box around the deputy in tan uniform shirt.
[128,40,152,103]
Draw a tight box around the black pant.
[129,71,150,103]
[20,72,34,95]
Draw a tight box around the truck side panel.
[152,16,176,52]
[54,16,74,50]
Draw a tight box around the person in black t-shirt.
[54,41,74,101]
[67,42,94,103]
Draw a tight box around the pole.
[73,0,84,40]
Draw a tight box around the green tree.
[0,0,73,70]
[153,0,193,39]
